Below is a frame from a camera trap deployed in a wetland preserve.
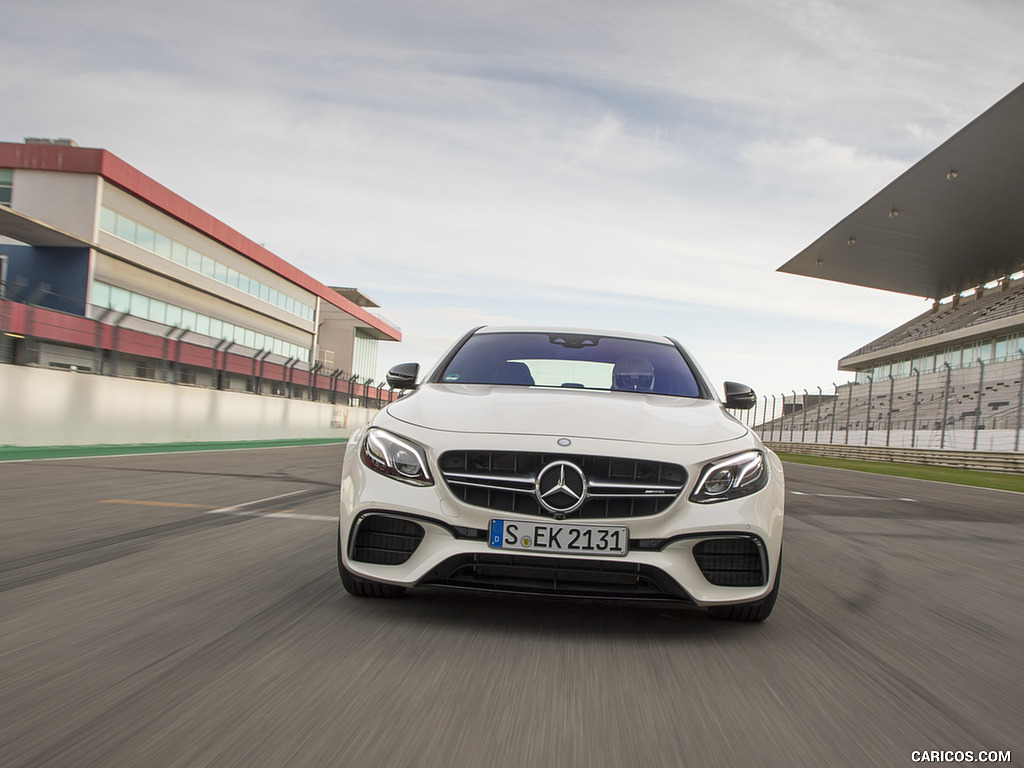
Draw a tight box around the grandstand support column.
[845,383,853,445]
[940,362,952,450]
[287,359,300,398]
[170,327,187,384]
[161,326,177,382]
[886,375,895,447]
[911,368,921,449]
[222,342,236,391]
[212,340,229,390]
[791,390,798,442]
[829,384,838,445]
[1016,351,1024,452]
[801,389,809,442]
[330,370,343,405]
[815,386,823,444]
[974,359,986,451]
[310,363,324,402]
[109,311,130,378]
[93,308,112,373]
[258,350,273,394]
[250,349,266,394]
[864,375,874,446]
[280,357,294,397]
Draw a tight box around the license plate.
[488,519,629,556]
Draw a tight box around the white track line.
[204,489,336,522]
[790,490,917,502]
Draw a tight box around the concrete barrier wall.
[0,366,378,446]
[764,428,1021,452]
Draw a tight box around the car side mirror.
[724,381,757,410]
[386,362,420,390]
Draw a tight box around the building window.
[98,206,315,322]
[90,279,310,362]
[178,366,197,385]
[353,329,378,381]
[891,358,911,378]
[99,206,116,232]
[0,169,12,207]
[913,352,935,375]
[135,361,157,380]
[116,216,137,242]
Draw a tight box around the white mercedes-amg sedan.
[338,326,784,621]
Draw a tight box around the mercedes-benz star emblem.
[535,460,588,516]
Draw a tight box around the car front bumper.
[339,426,784,607]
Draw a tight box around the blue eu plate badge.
[489,519,504,547]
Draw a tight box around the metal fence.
[0,294,400,409]
[734,353,1024,452]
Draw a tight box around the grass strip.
[776,451,1024,494]
[0,437,348,462]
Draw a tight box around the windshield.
[436,332,703,397]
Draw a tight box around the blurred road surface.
[0,445,1019,767]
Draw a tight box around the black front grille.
[350,515,425,565]
[693,538,765,587]
[422,553,693,602]
[438,451,686,519]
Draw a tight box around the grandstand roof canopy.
[778,82,1024,300]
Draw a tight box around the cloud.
[2,0,1022,398]
[740,135,910,204]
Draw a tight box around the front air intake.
[693,538,766,587]
[350,514,425,565]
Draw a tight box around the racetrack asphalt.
[0,445,1019,767]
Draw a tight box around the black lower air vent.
[350,514,425,565]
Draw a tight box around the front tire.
[337,524,406,598]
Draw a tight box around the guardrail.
[766,441,1024,474]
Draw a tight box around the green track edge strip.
[777,451,1024,494]
[0,438,349,462]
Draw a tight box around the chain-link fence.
[735,353,1024,452]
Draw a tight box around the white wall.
[0,366,376,446]
[13,170,101,238]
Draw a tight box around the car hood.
[385,384,748,446]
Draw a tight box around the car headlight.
[689,450,767,503]
[360,428,433,486]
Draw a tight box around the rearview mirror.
[386,362,420,390]
[724,381,757,410]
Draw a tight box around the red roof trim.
[0,142,400,341]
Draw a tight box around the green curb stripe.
[0,438,349,462]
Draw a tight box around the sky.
[2,0,1023,398]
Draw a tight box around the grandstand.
[844,278,1024,365]
[773,82,1024,451]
